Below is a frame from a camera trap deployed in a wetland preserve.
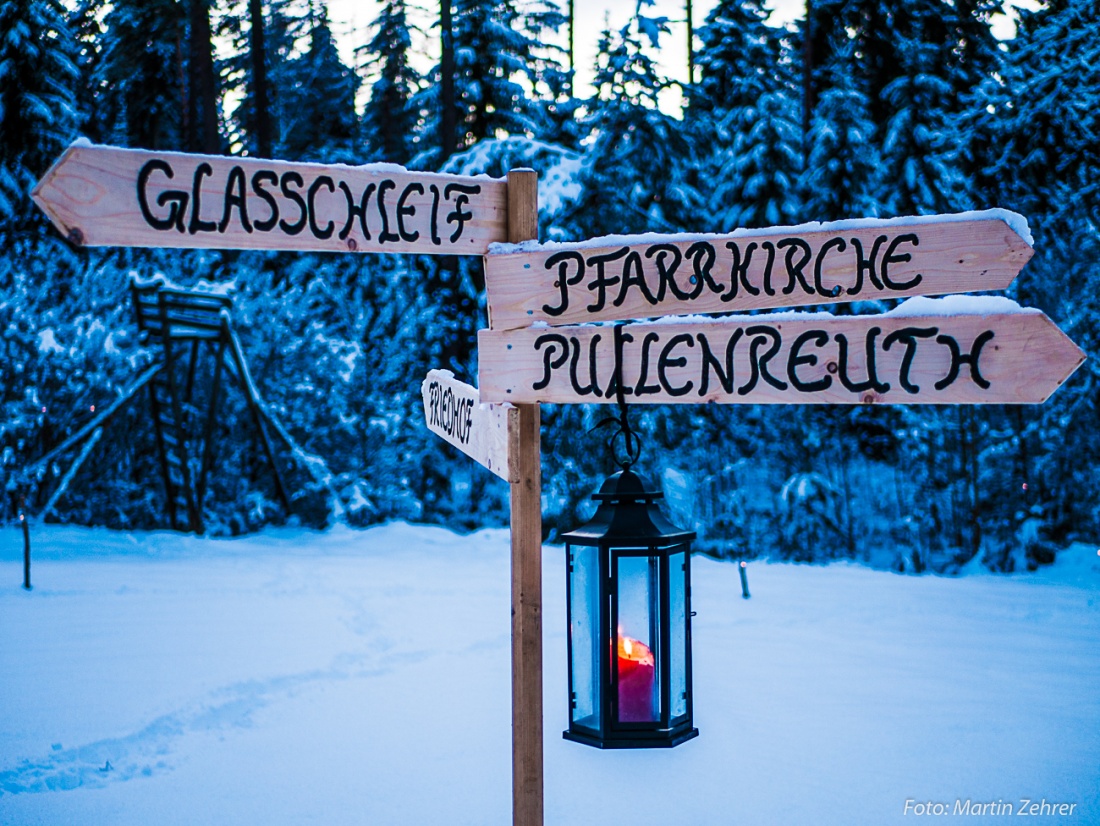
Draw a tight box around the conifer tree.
[0,0,79,227]
[360,0,421,164]
[415,0,566,168]
[280,5,360,162]
[94,0,188,151]
[877,26,967,215]
[800,41,882,221]
[564,17,693,236]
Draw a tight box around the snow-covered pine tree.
[279,3,360,162]
[562,15,694,236]
[688,0,782,229]
[690,0,777,121]
[799,38,882,221]
[711,85,803,229]
[988,0,1100,240]
[0,0,79,229]
[93,0,188,151]
[360,0,422,164]
[414,0,566,168]
[221,0,309,158]
[877,25,967,216]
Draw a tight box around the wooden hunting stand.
[21,277,291,534]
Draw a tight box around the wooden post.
[506,169,542,826]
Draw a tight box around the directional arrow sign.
[484,211,1034,330]
[422,370,515,481]
[477,298,1084,406]
[33,142,508,255]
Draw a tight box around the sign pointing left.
[32,142,508,255]
[422,369,515,482]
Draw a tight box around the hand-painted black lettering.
[542,251,585,317]
[137,159,188,232]
[760,241,778,296]
[306,176,336,239]
[604,329,635,398]
[217,166,252,233]
[634,332,662,396]
[377,179,399,243]
[397,182,424,243]
[585,247,627,313]
[428,381,441,426]
[251,171,279,232]
[646,244,685,302]
[428,184,442,245]
[882,327,937,393]
[338,181,374,241]
[569,335,603,397]
[814,237,846,297]
[657,334,695,396]
[614,250,657,307]
[533,334,569,390]
[441,387,453,432]
[723,241,758,300]
[787,330,832,392]
[444,183,480,243]
[935,330,994,390]
[278,172,307,235]
[686,241,722,299]
[881,233,922,290]
[850,235,886,292]
[778,238,814,295]
[835,327,890,394]
[461,397,473,443]
[739,326,787,395]
[188,162,217,234]
[697,330,742,395]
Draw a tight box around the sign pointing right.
[477,298,1085,406]
[484,211,1034,331]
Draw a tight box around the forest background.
[1,0,1096,573]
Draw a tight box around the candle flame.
[617,632,654,667]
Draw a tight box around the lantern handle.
[592,324,642,470]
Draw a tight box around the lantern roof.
[561,468,696,546]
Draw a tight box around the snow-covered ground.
[1,523,1098,825]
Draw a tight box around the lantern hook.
[592,324,642,470]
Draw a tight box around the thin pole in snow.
[739,560,750,599]
[20,501,31,591]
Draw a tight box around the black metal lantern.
[562,467,699,749]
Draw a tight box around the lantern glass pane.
[669,548,688,720]
[568,544,600,731]
[615,553,661,723]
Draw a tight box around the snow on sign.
[476,298,1085,406]
[483,211,1034,330]
[32,141,508,255]
[422,369,515,482]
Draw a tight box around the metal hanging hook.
[590,324,642,471]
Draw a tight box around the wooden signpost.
[484,213,1034,329]
[421,369,515,481]
[32,141,507,255]
[477,306,1084,406]
[33,141,1087,826]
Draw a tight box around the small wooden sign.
[477,302,1084,405]
[32,142,508,255]
[484,213,1034,330]
[422,369,515,481]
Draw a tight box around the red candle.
[617,633,655,722]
